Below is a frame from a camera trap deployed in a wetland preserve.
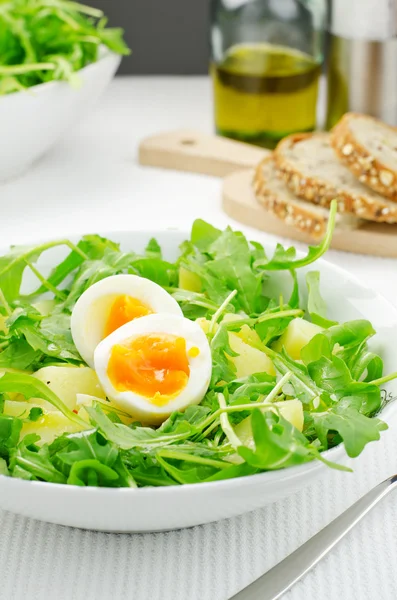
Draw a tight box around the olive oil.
[212,43,321,149]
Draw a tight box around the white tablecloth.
[1,77,397,600]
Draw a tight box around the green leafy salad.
[0,202,396,488]
[0,0,130,95]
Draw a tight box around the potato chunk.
[234,399,304,449]
[3,400,88,445]
[228,333,275,378]
[179,266,202,292]
[273,318,322,360]
[32,366,106,411]
[21,411,87,445]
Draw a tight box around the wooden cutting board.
[139,130,397,257]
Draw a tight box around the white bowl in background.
[0,229,396,532]
[0,50,121,181]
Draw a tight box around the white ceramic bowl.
[0,229,396,532]
[0,49,121,181]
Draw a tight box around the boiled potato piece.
[235,324,262,347]
[4,400,33,418]
[273,318,322,360]
[31,366,106,412]
[221,315,262,346]
[32,299,56,316]
[179,266,202,292]
[228,333,275,377]
[234,399,304,449]
[220,315,262,345]
[196,317,210,334]
[3,400,89,445]
[20,411,88,445]
[196,318,275,377]
[274,399,304,432]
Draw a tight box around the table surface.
[1,76,397,600]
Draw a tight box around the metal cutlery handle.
[231,475,397,600]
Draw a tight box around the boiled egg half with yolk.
[71,274,183,368]
[94,313,212,424]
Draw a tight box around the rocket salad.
[0,0,130,95]
[0,200,396,488]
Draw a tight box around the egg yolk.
[104,295,152,338]
[107,334,190,406]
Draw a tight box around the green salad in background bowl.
[0,0,130,95]
[0,0,130,180]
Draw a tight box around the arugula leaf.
[306,271,337,328]
[155,453,222,485]
[325,320,376,350]
[9,436,66,483]
[256,200,337,271]
[0,457,9,476]
[130,258,177,287]
[52,431,137,487]
[145,238,162,259]
[0,339,41,370]
[67,460,119,487]
[228,373,276,402]
[26,235,119,298]
[288,270,300,309]
[210,325,238,386]
[350,345,383,382]
[86,404,200,450]
[159,405,212,432]
[311,399,387,457]
[8,311,81,363]
[62,250,137,309]
[238,410,315,469]
[307,354,382,415]
[170,289,218,319]
[0,416,22,460]
[206,229,264,314]
[56,431,118,470]
[191,220,221,251]
[301,333,332,366]
[308,354,352,394]
[29,407,44,422]
[122,449,177,486]
[265,347,321,403]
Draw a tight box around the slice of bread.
[331,113,397,201]
[274,133,397,223]
[253,156,360,239]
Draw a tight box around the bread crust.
[273,133,397,223]
[331,113,397,202]
[254,156,328,239]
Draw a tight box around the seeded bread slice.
[253,156,360,239]
[331,113,397,201]
[274,133,397,223]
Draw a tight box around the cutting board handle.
[138,129,270,178]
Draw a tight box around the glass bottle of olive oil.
[210,0,327,149]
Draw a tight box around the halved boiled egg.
[71,274,183,367]
[94,313,212,424]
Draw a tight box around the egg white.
[93,313,212,424]
[71,274,183,368]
